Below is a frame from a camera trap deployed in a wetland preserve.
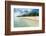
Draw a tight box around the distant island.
[14,8,39,17]
[17,12,39,17]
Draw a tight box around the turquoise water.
[14,17,39,27]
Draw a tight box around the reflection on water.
[14,16,39,27]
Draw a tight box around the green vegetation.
[17,12,39,17]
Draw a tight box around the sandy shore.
[14,16,39,27]
[17,16,39,21]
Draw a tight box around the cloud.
[14,8,39,16]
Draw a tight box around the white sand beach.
[14,16,39,27]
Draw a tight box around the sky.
[14,8,39,16]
